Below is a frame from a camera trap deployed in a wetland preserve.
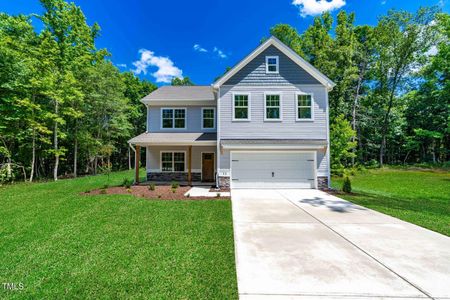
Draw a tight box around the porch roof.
[128,132,217,146]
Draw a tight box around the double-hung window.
[161,152,185,172]
[202,108,215,129]
[161,108,186,129]
[264,93,281,121]
[266,56,279,73]
[296,94,313,120]
[233,94,250,121]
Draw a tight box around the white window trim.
[295,92,314,121]
[263,92,283,121]
[265,55,279,74]
[160,151,186,172]
[160,107,187,130]
[201,107,216,130]
[232,92,251,121]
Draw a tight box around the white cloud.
[381,0,387,5]
[292,0,346,17]
[117,63,127,68]
[193,44,208,52]
[213,47,227,59]
[132,49,183,83]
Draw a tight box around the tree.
[372,7,439,165]
[171,77,194,86]
[330,115,357,172]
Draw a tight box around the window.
[202,108,215,129]
[264,93,281,120]
[161,108,186,129]
[161,152,185,172]
[266,56,279,73]
[296,94,313,120]
[233,94,250,120]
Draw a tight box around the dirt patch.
[83,185,229,200]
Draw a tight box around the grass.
[0,170,238,299]
[332,168,450,236]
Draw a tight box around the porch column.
[188,145,192,186]
[135,145,140,185]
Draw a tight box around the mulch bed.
[83,185,230,200]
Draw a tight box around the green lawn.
[332,168,450,236]
[0,170,238,299]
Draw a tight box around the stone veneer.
[317,176,329,190]
[218,176,230,188]
[147,172,201,182]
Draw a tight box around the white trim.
[216,86,221,188]
[159,150,186,172]
[201,107,216,130]
[265,55,279,74]
[229,150,317,189]
[136,141,216,146]
[232,92,251,121]
[325,90,331,188]
[200,152,215,182]
[144,100,216,106]
[160,107,187,130]
[263,92,283,121]
[222,144,325,150]
[213,36,335,90]
[295,92,314,121]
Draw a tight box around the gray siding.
[224,45,320,86]
[147,106,216,133]
[146,145,216,172]
[219,85,327,139]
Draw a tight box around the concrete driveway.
[232,189,450,300]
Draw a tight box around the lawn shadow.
[299,196,368,213]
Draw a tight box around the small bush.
[186,193,190,198]
[171,181,179,189]
[122,178,132,188]
[171,187,177,193]
[126,188,132,193]
[365,159,380,169]
[100,189,107,194]
[342,176,352,193]
[216,192,221,198]
[148,183,156,191]
[157,194,162,199]
[103,184,109,189]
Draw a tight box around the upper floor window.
[266,56,279,74]
[161,108,186,129]
[296,94,313,120]
[233,94,250,121]
[264,93,282,121]
[202,108,215,129]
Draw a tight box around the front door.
[202,153,215,182]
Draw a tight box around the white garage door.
[231,152,316,189]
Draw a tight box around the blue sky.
[1,0,448,85]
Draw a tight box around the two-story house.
[129,36,335,189]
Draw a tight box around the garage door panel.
[231,152,316,189]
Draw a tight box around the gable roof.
[141,86,215,105]
[212,36,335,90]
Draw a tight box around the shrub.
[365,159,380,169]
[171,187,177,193]
[342,176,352,193]
[216,192,221,198]
[100,189,107,194]
[103,184,109,189]
[171,181,179,189]
[186,193,190,198]
[148,183,156,191]
[126,188,132,193]
[122,178,132,188]
[157,194,162,199]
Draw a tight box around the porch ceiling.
[128,132,217,146]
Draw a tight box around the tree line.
[1,1,448,182]
[269,7,449,172]
[0,0,156,182]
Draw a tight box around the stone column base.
[147,172,201,182]
[218,176,230,188]
[317,176,329,190]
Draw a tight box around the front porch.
[128,132,217,186]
